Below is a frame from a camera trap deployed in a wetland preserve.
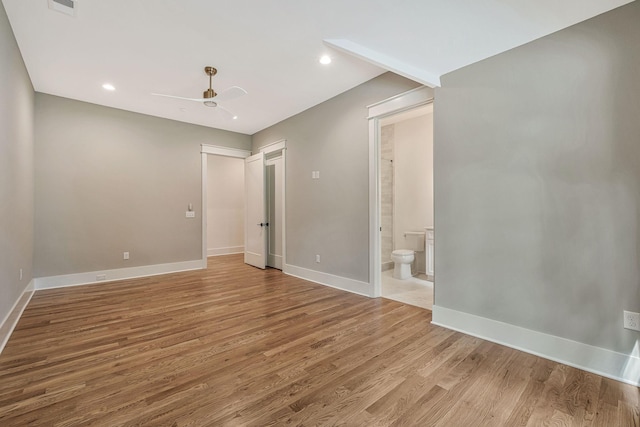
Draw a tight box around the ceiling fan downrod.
[203,66,217,100]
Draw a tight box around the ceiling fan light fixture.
[151,66,246,120]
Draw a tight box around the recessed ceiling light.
[232,115,238,120]
[102,83,115,91]
[319,55,332,65]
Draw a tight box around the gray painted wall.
[0,3,34,323]
[435,1,640,354]
[34,94,251,277]
[252,73,422,282]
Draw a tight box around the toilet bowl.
[391,231,426,280]
[391,249,415,280]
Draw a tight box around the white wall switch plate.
[123,251,129,260]
[316,254,320,263]
[186,211,195,218]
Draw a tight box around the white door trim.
[259,139,286,154]
[201,144,251,158]
[367,87,433,297]
[367,86,433,119]
[201,144,252,266]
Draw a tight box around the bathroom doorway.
[379,104,433,309]
[367,86,434,308]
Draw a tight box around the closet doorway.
[201,145,250,267]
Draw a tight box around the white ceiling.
[2,0,633,135]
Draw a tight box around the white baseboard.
[0,279,35,355]
[34,259,203,290]
[432,305,640,387]
[207,246,244,257]
[284,264,373,297]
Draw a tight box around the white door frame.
[259,139,287,272]
[367,87,434,297]
[200,144,252,268]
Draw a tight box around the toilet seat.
[392,249,414,259]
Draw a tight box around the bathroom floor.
[381,269,433,310]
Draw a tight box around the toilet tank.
[404,231,425,251]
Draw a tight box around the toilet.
[391,231,425,280]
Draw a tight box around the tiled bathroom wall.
[381,124,394,270]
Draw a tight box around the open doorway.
[378,104,433,309]
[200,144,251,268]
[206,154,246,257]
[200,142,286,271]
[367,86,434,307]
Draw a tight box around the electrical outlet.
[123,251,129,260]
[316,254,320,263]
[96,274,107,281]
[623,311,640,331]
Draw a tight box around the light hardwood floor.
[0,254,638,426]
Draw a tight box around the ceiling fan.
[152,66,247,119]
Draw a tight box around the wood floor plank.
[0,254,638,426]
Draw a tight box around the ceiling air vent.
[47,0,77,17]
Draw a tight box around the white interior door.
[244,152,267,269]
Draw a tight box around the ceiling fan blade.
[151,93,206,102]
[215,104,237,119]
[214,86,247,102]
